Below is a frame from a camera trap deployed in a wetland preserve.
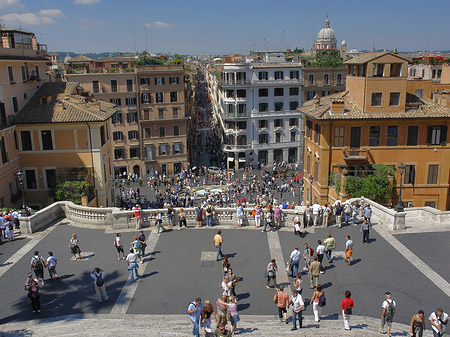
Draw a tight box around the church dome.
[341,40,347,45]
[316,16,337,50]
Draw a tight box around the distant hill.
[49,51,137,61]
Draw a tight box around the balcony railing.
[218,79,250,86]
[342,148,370,160]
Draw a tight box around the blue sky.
[1,0,449,55]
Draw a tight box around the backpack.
[186,302,196,314]
[309,247,314,256]
[34,257,43,272]
[385,300,395,320]
[318,294,327,307]
[95,273,104,287]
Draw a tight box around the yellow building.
[300,51,450,211]
[15,82,116,208]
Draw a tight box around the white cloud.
[0,9,64,26]
[144,21,175,29]
[73,0,100,4]
[0,0,24,9]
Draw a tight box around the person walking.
[90,267,108,303]
[126,248,140,281]
[429,308,448,337]
[293,272,303,295]
[213,230,224,261]
[316,240,326,274]
[351,201,358,225]
[290,289,305,330]
[25,272,40,313]
[179,208,187,230]
[312,202,321,227]
[262,206,274,232]
[322,204,330,227]
[228,296,240,335]
[308,256,321,289]
[201,300,216,337]
[343,202,352,225]
[266,259,278,290]
[30,251,45,286]
[335,202,343,228]
[287,245,301,278]
[187,297,203,337]
[341,290,354,331]
[46,251,59,281]
[69,233,82,260]
[131,236,144,263]
[254,204,262,227]
[133,204,142,230]
[138,230,147,257]
[361,219,371,243]
[155,211,166,233]
[273,205,283,229]
[380,292,396,336]
[5,218,14,242]
[274,285,290,323]
[302,243,313,271]
[167,204,174,228]
[227,268,238,297]
[222,257,230,277]
[324,233,336,263]
[410,310,425,337]
[114,233,125,260]
[344,235,353,266]
[236,202,244,227]
[311,284,325,322]
[364,204,373,225]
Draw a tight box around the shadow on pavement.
[237,302,250,311]
[351,258,362,265]
[237,292,249,301]
[140,271,158,279]
[321,313,339,320]
[0,329,33,336]
[321,281,333,289]
[236,327,258,334]
[351,323,368,330]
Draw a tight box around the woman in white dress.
[5,219,14,241]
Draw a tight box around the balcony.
[144,156,156,162]
[224,144,251,151]
[256,78,302,84]
[342,148,369,161]
[218,79,250,86]
[223,112,249,119]
[127,106,137,111]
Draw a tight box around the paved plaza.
[0,216,449,336]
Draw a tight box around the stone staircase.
[0,314,433,337]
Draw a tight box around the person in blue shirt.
[187,297,203,337]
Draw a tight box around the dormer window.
[390,63,402,77]
[373,64,384,77]
[41,97,47,104]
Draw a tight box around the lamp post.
[16,170,27,217]
[309,174,314,204]
[395,163,406,212]
[112,176,115,207]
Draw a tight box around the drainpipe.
[327,121,333,204]
[86,122,97,205]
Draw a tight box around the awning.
[238,158,246,162]
[228,157,234,162]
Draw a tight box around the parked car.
[208,166,221,174]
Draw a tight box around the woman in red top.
[341,290,354,331]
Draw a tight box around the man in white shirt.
[322,204,330,227]
[429,308,448,337]
[344,235,353,266]
[126,248,140,281]
[380,292,396,336]
[316,241,326,274]
[290,289,305,330]
[220,275,232,296]
[90,267,108,303]
[287,246,302,278]
[46,251,59,280]
[312,202,321,227]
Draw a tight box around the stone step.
[0,314,434,337]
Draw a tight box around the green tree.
[344,164,396,204]
[136,51,165,66]
[52,181,94,205]
[310,50,344,68]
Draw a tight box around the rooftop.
[345,51,410,65]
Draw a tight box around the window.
[236,90,246,98]
[155,77,165,85]
[125,97,136,107]
[111,80,118,93]
[45,169,56,189]
[0,136,8,164]
[371,93,382,107]
[144,128,151,138]
[110,98,121,106]
[92,80,99,93]
[414,89,424,98]
[159,127,165,137]
[334,127,344,146]
[8,66,14,82]
[21,66,27,81]
[170,91,178,102]
[424,201,436,208]
[173,125,179,136]
[113,131,123,141]
[226,90,234,98]
[290,131,296,142]
[259,88,268,97]
[114,148,124,159]
[404,165,415,184]
[306,91,315,100]
[373,63,384,77]
[322,90,331,97]
[323,73,329,85]
[427,125,447,146]
[275,132,281,142]
[427,165,439,184]
[259,120,268,128]
[237,121,246,129]
[274,119,283,128]
[308,74,314,85]
[158,109,164,120]
[141,93,150,104]
[12,96,18,113]
[289,101,298,110]
[100,125,106,146]
[237,104,246,114]
[25,170,37,189]
[306,120,313,139]
[314,162,319,181]
[389,92,400,106]
[226,104,235,114]
[289,118,298,127]
[129,147,139,158]
[390,63,402,77]
[21,131,32,150]
[259,103,268,112]
[407,126,419,146]
[274,88,284,96]
[259,71,268,80]
[112,112,122,124]
[307,155,311,173]
[127,112,137,123]
[314,124,321,144]
[369,126,380,146]
[387,126,398,146]
[169,76,179,84]
[336,73,343,85]
[259,133,268,144]
[172,143,182,154]
[274,102,283,111]
[128,130,139,140]
[126,79,133,92]
[274,71,284,80]
[159,144,167,155]
[41,130,53,150]
[140,77,150,85]
[289,87,299,96]
[290,71,299,79]
[155,92,163,103]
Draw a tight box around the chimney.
[331,98,345,113]
[393,48,398,54]
[312,94,320,107]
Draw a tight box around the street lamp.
[16,170,28,217]
[309,174,314,204]
[395,163,406,212]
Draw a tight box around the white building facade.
[207,54,303,169]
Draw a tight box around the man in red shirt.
[133,204,142,230]
[274,285,290,323]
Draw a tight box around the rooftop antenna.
[145,26,148,52]
[130,31,137,54]
[281,29,285,51]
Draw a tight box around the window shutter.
[411,166,415,184]
[154,78,158,85]
[427,126,432,145]
[440,126,447,145]
[162,77,165,85]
